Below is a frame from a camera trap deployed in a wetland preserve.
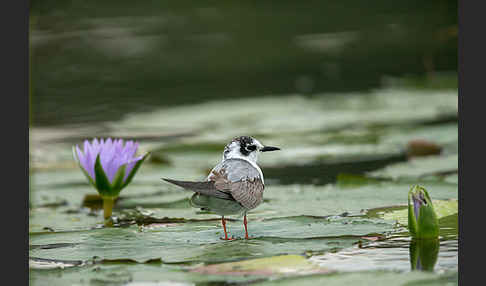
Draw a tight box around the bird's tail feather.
[162,178,233,200]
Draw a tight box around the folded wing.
[208,159,265,209]
[163,158,265,210]
[162,178,234,200]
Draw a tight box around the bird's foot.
[220,235,235,241]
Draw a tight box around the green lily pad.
[369,199,458,239]
[110,179,457,223]
[110,89,457,140]
[381,200,458,226]
[29,215,393,264]
[379,123,457,153]
[30,263,458,286]
[192,254,330,276]
[30,262,267,286]
[368,154,458,180]
[29,207,102,233]
[255,181,457,219]
[443,173,458,184]
[29,84,458,285]
[30,177,457,233]
[252,270,458,286]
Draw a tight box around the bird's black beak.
[260,146,281,152]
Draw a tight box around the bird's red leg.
[221,216,230,240]
[244,214,249,239]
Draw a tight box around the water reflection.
[409,238,439,272]
[308,236,455,273]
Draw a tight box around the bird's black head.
[235,136,255,156]
[223,136,280,161]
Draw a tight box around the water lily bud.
[408,185,439,239]
[73,138,149,224]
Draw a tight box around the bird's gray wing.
[208,159,265,209]
[162,178,234,200]
[226,177,265,209]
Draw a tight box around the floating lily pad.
[29,215,393,264]
[336,173,386,187]
[30,262,265,286]
[29,257,85,270]
[443,174,458,184]
[192,254,329,276]
[254,181,457,220]
[369,199,458,239]
[29,85,458,285]
[30,262,458,286]
[381,200,458,226]
[110,89,457,141]
[252,270,458,286]
[368,154,458,180]
[29,207,102,233]
[380,123,457,153]
[30,176,458,233]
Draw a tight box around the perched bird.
[162,136,280,240]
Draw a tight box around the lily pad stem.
[103,197,116,225]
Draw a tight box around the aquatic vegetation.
[73,138,149,225]
[409,238,440,271]
[408,185,439,239]
[29,88,458,285]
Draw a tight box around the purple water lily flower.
[73,138,149,198]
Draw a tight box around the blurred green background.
[30,0,456,126]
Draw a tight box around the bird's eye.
[246,145,257,151]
